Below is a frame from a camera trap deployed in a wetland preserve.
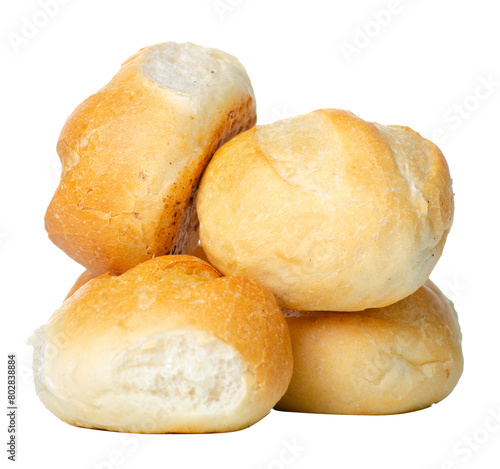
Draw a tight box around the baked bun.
[64,269,99,299]
[197,109,453,311]
[275,281,463,415]
[64,244,211,300]
[191,244,211,264]
[46,42,256,275]
[28,256,292,433]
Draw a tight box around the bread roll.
[46,42,256,275]
[191,243,211,264]
[275,281,463,415]
[197,109,453,311]
[65,246,211,300]
[28,256,292,433]
[64,269,99,299]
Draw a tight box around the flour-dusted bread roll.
[28,256,292,433]
[46,42,256,275]
[275,281,463,415]
[197,109,454,311]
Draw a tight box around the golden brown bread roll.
[64,269,99,299]
[65,245,211,300]
[28,256,293,433]
[197,109,454,311]
[275,281,463,415]
[191,243,211,264]
[46,42,256,275]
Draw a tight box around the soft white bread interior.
[275,280,463,415]
[28,256,292,433]
[197,109,454,311]
[45,42,256,275]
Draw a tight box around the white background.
[1,0,499,468]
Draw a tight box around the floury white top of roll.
[28,256,293,434]
[45,42,256,275]
[197,109,454,311]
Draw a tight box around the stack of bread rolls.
[30,42,463,434]
[197,109,463,415]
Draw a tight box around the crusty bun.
[28,256,292,433]
[64,269,100,299]
[275,281,463,415]
[46,42,256,275]
[197,109,453,311]
[191,243,211,264]
[64,244,212,300]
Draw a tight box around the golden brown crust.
[191,244,211,263]
[64,269,101,300]
[45,43,257,275]
[197,109,454,311]
[275,280,463,415]
[30,255,293,433]
[65,245,214,300]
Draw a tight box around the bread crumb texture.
[29,256,293,433]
